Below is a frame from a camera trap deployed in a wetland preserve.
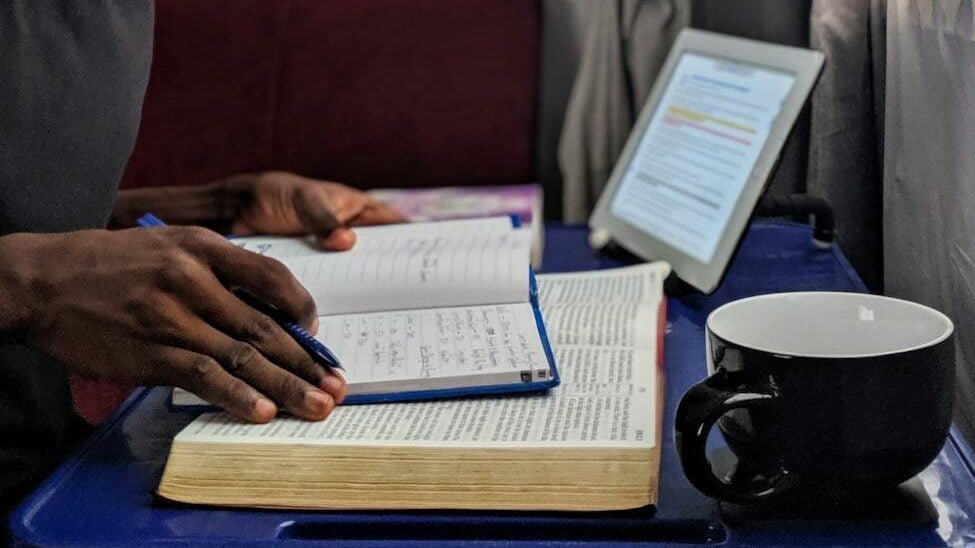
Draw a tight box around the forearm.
[0,233,39,341]
[109,181,239,228]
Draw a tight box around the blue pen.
[136,213,343,371]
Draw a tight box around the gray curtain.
[885,0,975,444]
[807,0,887,292]
[556,0,691,223]
[537,0,589,221]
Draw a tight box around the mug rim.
[707,291,954,359]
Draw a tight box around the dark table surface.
[11,221,975,547]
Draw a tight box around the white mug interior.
[707,292,953,359]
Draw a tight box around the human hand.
[1,227,347,423]
[223,172,406,251]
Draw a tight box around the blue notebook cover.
[137,213,559,408]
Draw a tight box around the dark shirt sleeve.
[0,0,154,522]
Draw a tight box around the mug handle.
[674,369,798,503]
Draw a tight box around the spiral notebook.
[168,216,559,407]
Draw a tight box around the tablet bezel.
[589,29,824,294]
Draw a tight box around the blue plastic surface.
[12,220,975,547]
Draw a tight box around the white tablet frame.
[589,29,824,294]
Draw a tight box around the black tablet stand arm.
[755,193,835,248]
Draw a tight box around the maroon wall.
[120,0,541,190]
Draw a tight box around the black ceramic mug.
[675,292,955,504]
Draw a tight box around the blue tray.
[12,221,975,547]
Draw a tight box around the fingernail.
[324,366,345,382]
[254,398,277,421]
[322,229,356,251]
[321,372,346,388]
[305,390,334,417]
[321,375,347,403]
[310,317,320,336]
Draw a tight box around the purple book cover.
[369,184,544,267]
[369,184,541,223]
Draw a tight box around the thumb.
[293,186,358,250]
[293,186,342,238]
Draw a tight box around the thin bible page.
[177,344,653,449]
[537,262,668,348]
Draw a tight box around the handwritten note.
[318,303,546,385]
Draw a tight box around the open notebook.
[172,216,558,406]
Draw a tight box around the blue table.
[12,221,975,547]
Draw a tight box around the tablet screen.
[609,52,796,263]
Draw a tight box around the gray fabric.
[884,0,975,444]
[807,0,886,291]
[0,1,152,233]
[557,0,691,222]
[537,0,588,220]
[0,0,153,511]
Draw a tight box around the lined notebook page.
[232,217,530,315]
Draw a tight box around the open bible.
[173,216,558,405]
[158,262,669,511]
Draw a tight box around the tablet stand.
[754,194,835,248]
[591,193,836,295]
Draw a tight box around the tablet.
[589,29,824,293]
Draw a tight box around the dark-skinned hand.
[223,171,406,250]
[2,226,346,423]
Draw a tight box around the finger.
[170,266,346,402]
[292,185,347,240]
[176,312,336,421]
[214,337,336,421]
[154,346,278,423]
[311,184,374,224]
[178,228,318,329]
[322,373,348,405]
[320,227,357,251]
[348,203,408,226]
